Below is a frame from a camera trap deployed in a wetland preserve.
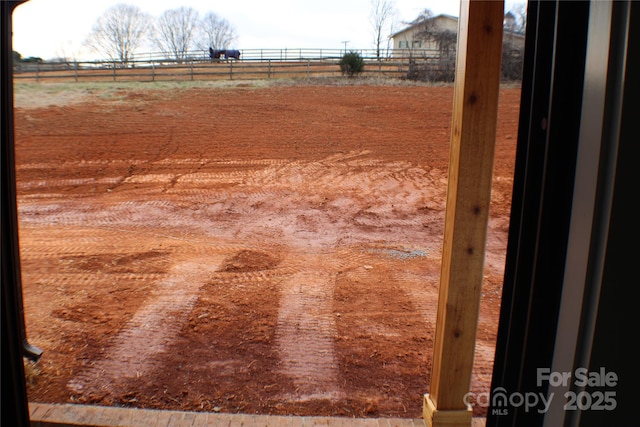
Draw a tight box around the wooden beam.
[424,1,504,427]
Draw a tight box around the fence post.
[190,61,194,81]
[74,62,78,82]
[113,62,116,82]
[151,60,155,82]
[268,59,271,79]
[422,2,504,426]
[307,59,310,78]
[35,61,39,83]
[229,61,233,80]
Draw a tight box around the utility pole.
[342,40,349,54]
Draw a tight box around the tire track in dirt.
[184,152,443,402]
[67,257,221,399]
[17,177,122,191]
[391,268,440,326]
[21,151,442,407]
[471,340,497,394]
[20,153,451,410]
[275,255,343,401]
[394,265,499,399]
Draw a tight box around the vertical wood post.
[423,1,504,427]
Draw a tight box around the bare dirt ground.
[15,80,519,418]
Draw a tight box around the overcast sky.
[12,0,466,60]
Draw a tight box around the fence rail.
[13,55,449,84]
[128,48,437,62]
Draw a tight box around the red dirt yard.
[15,81,519,419]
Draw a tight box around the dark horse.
[209,47,225,61]
[224,49,241,60]
[209,47,241,61]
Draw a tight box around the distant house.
[390,13,525,58]
[390,14,459,58]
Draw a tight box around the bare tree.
[412,9,438,44]
[385,19,399,58]
[85,3,152,63]
[197,12,238,51]
[507,2,528,33]
[503,3,527,80]
[370,0,397,59]
[154,7,200,62]
[412,9,456,58]
[405,9,457,82]
[54,41,79,63]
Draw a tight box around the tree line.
[85,3,238,63]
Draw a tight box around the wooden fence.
[129,47,436,62]
[13,52,448,84]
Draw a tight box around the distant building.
[390,13,525,59]
[390,14,459,58]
